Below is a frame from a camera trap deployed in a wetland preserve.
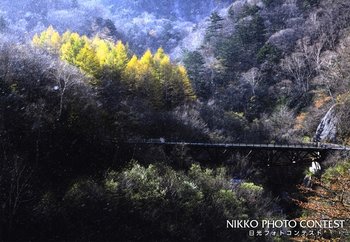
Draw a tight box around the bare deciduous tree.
[281,52,313,93]
[47,61,82,120]
[264,105,296,142]
[319,36,350,101]
[0,153,33,238]
[297,36,327,73]
[242,67,262,95]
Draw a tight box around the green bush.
[29,162,281,241]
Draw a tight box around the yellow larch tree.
[75,42,101,78]
[33,26,61,53]
[139,49,163,107]
[93,36,111,67]
[60,32,86,65]
[107,41,129,73]
[123,55,140,89]
[33,27,197,107]
[178,65,196,101]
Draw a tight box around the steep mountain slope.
[0,0,231,55]
[183,0,350,144]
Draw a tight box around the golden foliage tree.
[123,55,139,89]
[60,33,86,65]
[33,27,196,108]
[75,42,101,78]
[93,37,111,67]
[110,41,129,72]
[33,25,61,53]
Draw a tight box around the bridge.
[126,139,350,166]
[128,139,350,151]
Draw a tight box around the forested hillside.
[1,0,350,241]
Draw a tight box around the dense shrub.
[29,162,281,241]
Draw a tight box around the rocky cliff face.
[314,105,338,142]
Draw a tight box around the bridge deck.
[128,140,350,151]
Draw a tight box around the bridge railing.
[125,138,350,151]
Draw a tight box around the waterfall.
[313,104,337,142]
